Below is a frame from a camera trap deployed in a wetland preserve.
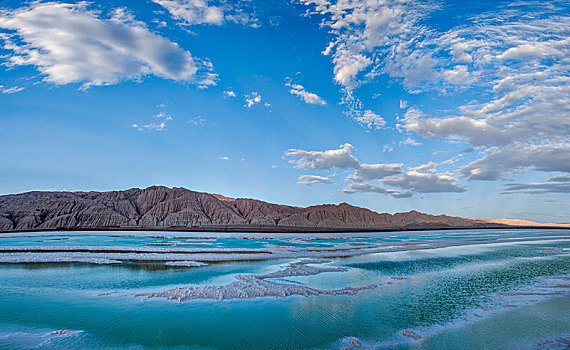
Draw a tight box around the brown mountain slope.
[0,186,556,232]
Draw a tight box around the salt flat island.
[0,228,569,349]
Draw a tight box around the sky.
[0,0,569,223]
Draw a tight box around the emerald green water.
[0,229,569,349]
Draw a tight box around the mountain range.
[0,186,565,232]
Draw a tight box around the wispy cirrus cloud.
[301,0,570,184]
[300,0,439,91]
[501,175,570,194]
[0,2,216,89]
[0,85,24,94]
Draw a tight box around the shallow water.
[0,229,568,349]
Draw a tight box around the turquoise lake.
[0,229,568,349]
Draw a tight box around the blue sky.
[0,0,568,222]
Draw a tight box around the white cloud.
[244,92,262,108]
[152,0,255,28]
[347,163,403,182]
[186,116,206,126]
[443,65,469,84]
[0,85,24,94]
[286,142,465,195]
[354,109,386,130]
[501,174,570,194]
[399,137,422,147]
[0,2,215,88]
[297,175,333,185]
[152,0,223,25]
[286,82,326,105]
[300,0,438,90]
[382,162,466,193]
[441,154,464,165]
[410,161,438,174]
[383,144,394,152]
[218,156,229,160]
[285,143,359,170]
[223,90,236,97]
[301,1,570,183]
[342,183,412,198]
[333,53,372,87]
[461,142,570,180]
[153,0,257,27]
[133,112,173,131]
[400,106,509,146]
[399,100,408,109]
[497,42,562,60]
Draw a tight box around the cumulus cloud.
[401,107,506,146]
[152,0,257,26]
[0,2,215,88]
[285,143,359,170]
[133,112,173,131]
[501,175,570,194]
[286,143,405,182]
[461,142,570,180]
[244,92,264,108]
[223,90,236,97]
[297,175,333,186]
[286,82,326,105]
[342,183,412,198]
[382,162,466,193]
[286,143,465,196]
[347,163,403,182]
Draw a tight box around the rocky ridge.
[0,186,533,231]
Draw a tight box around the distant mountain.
[0,186,563,232]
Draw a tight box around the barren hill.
[0,186,560,232]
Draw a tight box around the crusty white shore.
[0,234,567,265]
[135,260,378,302]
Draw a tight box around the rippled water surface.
[0,229,569,349]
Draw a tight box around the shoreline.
[2,224,569,235]
[0,234,567,265]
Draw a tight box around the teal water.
[0,229,569,349]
